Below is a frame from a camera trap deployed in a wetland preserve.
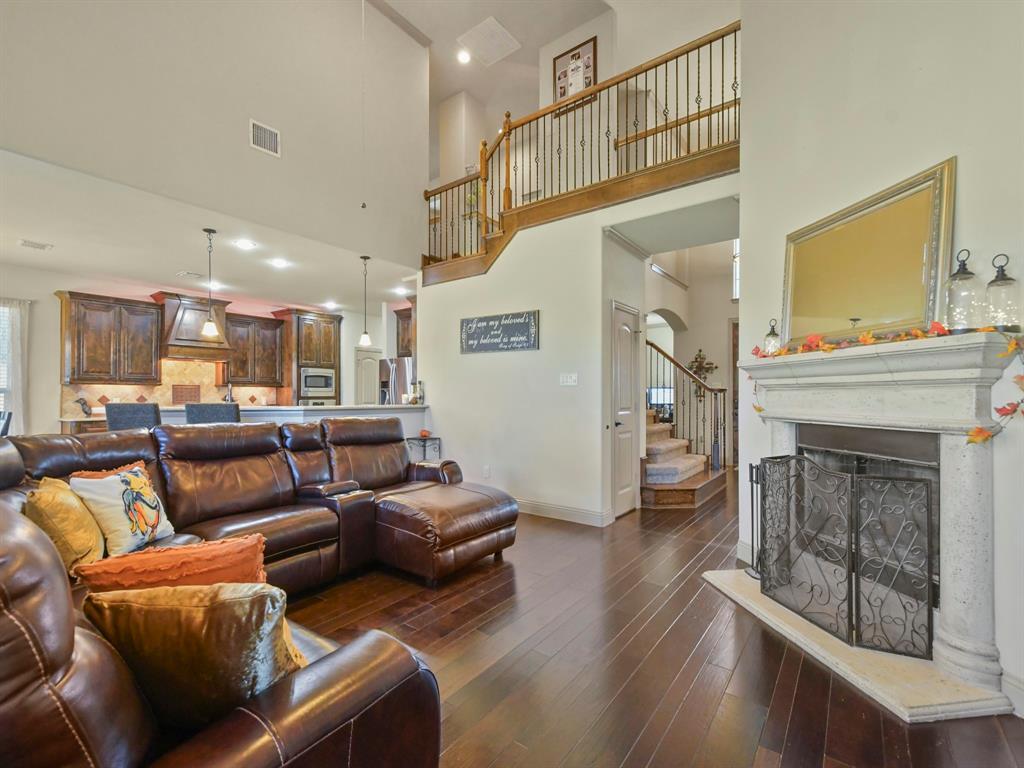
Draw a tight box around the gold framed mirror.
[782,157,956,344]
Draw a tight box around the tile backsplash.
[61,359,278,418]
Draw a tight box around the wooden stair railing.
[646,339,726,471]
[423,20,741,284]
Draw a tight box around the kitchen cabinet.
[216,314,283,386]
[317,318,337,367]
[58,292,162,384]
[395,307,413,358]
[272,309,341,403]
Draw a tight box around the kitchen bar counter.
[60,404,429,436]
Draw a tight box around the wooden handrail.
[646,339,726,393]
[508,20,741,131]
[614,99,740,151]
[423,172,480,200]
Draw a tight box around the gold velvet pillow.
[24,477,105,572]
[83,583,307,731]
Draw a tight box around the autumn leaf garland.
[748,327,1023,443]
[971,334,1024,443]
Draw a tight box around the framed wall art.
[552,36,597,104]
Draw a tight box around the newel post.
[479,139,488,238]
[502,111,512,210]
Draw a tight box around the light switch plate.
[559,373,578,386]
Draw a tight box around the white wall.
[607,0,740,71]
[738,0,1024,710]
[645,320,674,356]
[417,172,738,527]
[437,91,487,182]
[0,0,429,268]
[674,242,737,463]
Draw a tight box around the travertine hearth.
[711,333,1015,722]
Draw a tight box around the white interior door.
[612,302,640,517]
[355,349,382,405]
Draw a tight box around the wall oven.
[300,367,336,397]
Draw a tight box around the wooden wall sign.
[460,311,539,354]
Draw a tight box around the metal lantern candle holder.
[986,253,1020,333]
[945,248,985,334]
[763,318,781,355]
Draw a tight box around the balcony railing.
[424,21,741,266]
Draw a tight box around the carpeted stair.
[644,410,706,484]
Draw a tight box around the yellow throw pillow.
[24,477,105,573]
[83,583,307,731]
[70,462,175,555]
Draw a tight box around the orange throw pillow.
[74,534,267,592]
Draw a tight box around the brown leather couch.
[7,416,518,592]
[0,438,441,768]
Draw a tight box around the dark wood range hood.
[151,291,232,361]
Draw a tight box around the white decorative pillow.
[69,462,175,555]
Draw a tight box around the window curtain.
[0,298,30,435]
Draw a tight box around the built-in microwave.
[300,367,335,397]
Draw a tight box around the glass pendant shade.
[201,318,219,338]
[763,318,782,355]
[986,254,1021,332]
[358,331,372,347]
[945,248,985,333]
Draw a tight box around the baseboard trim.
[736,538,753,568]
[1002,671,1024,717]
[517,499,612,528]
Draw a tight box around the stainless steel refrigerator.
[379,357,416,405]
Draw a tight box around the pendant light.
[358,255,372,347]
[944,248,985,334]
[200,228,219,338]
[763,318,781,355]
[986,254,1021,333]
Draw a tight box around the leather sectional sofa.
[0,416,519,767]
[7,416,518,593]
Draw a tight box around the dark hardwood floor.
[288,475,1024,767]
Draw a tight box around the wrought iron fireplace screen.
[757,454,932,659]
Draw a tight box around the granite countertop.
[59,404,428,421]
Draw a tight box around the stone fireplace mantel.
[711,332,1016,722]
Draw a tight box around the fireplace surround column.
[933,434,1003,690]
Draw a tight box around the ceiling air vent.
[457,16,521,67]
[18,238,53,250]
[249,119,281,157]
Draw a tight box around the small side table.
[406,436,441,462]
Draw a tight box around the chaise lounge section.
[321,417,519,585]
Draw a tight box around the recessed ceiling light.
[233,239,258,251]
[393,286,409,296]
[323,301,339,311]
[268,257,291,269]
[457,49,471,64]
[175,270,203,279]
[205,280,225,291]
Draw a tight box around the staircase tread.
[642,467,729,491]
[646,438,691,456]
[647,453,706,468]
